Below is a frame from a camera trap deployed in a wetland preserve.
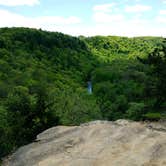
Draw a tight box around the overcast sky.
[0,0,166,37]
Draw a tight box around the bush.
[143,112,162,121]
[0,106,13,157]
[51,89,102,125]
[126,102,145,120]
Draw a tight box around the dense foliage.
[0,28,165,158]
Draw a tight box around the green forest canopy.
[0,27,165,158]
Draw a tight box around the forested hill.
[0,27,165,159]
[83,36,163,61]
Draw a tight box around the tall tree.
[142,39,166,111]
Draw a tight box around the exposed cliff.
[3,120,166,166]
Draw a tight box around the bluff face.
[3,120,166,166]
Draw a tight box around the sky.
[0,0,166,37]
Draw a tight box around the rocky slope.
[3,120,166,166]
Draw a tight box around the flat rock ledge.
[2,120,166,166]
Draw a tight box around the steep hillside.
[83,36,163,61]
[0,28,165,159]
[0,27,102,158]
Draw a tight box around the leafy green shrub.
[126,102,145,120]
[0,106,13,157]
[143,112,162,121]
[51,89,102,125]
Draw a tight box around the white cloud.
[156,16,166,23]
[93,3,115,13]
[0,0,39,6]
[125,5,152,12]
[0,8,165,37]
[89,3,165,37]
[92,3,124,24]
[70,23,165,37]
[159,10,166,15]
[0,9,81,29]
[93,12,124,23]
[163,0,166,4]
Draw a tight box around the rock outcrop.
[3,120,166,166]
